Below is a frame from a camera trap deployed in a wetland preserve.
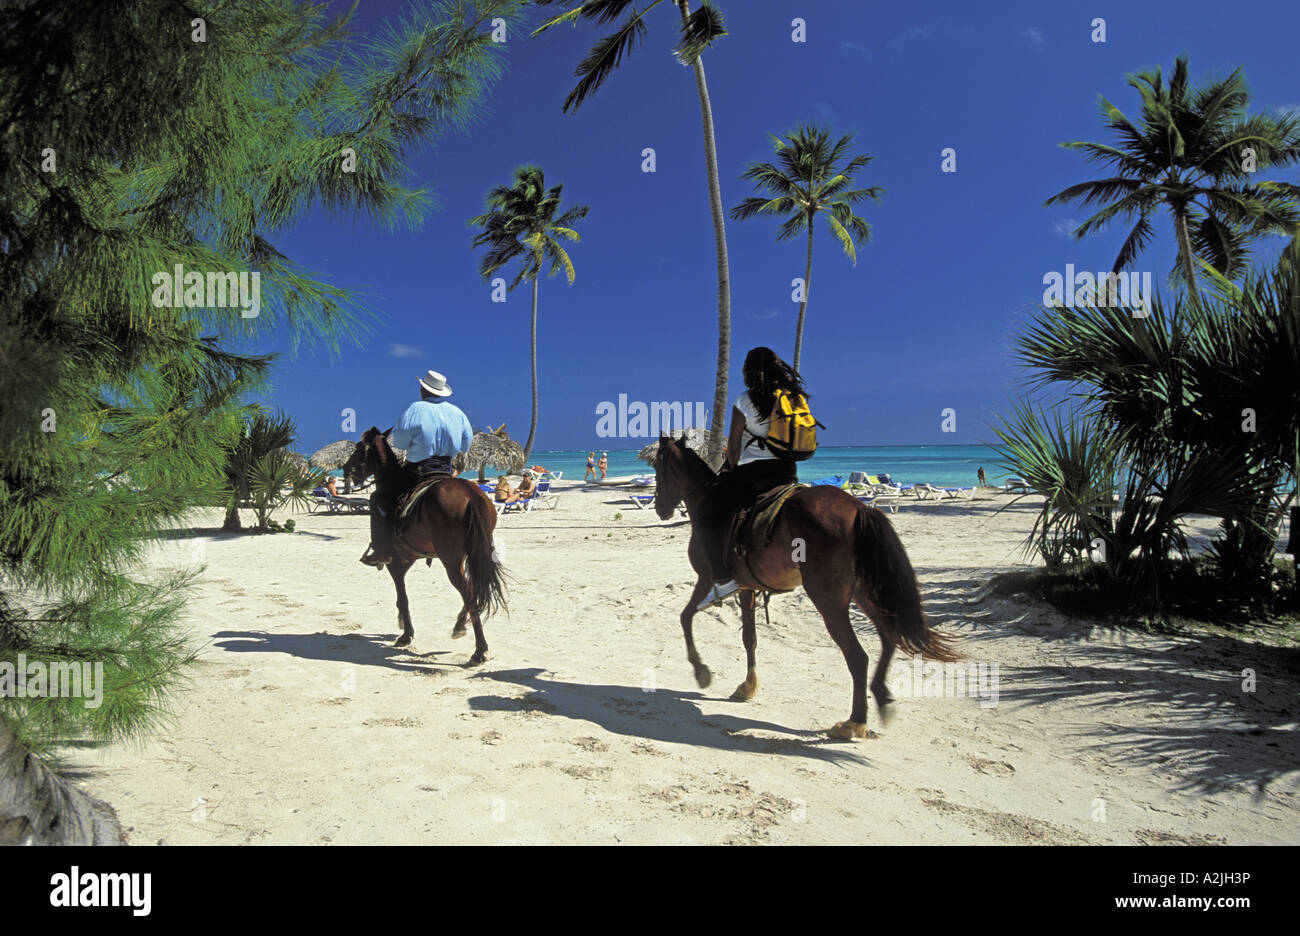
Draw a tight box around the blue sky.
[262,0,1300,454]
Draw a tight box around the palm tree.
[1045,55,1300,306]
[221,411,316,532]
[471,166,589,460]
[533,0,731,465]
[731,125,882,372]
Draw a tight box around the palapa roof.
[309,440,355,471]
[637,426,714,466]
[454,426,525,475]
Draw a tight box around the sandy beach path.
[65,489,1299,845]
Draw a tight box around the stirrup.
[359,547,390,569]
[697,579,740,611]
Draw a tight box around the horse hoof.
[730,679,758,701]
[693,664,712,690]
[876,701,895,726]
[394,633,413,648]
[451,624,467,640]
[827,720,868,741]
[466,651,490,666]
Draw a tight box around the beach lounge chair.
[310,489,369,514]
[1005,477,1033,494]
[495,496,531,514]
[942,486,976,500]
[913,483,945,500]
[529,480,560,510]
[630,492,686,516]
[307,488,339,513]
[855,493,903,514]
[843,471,873,495]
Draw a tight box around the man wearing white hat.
[360,369,475,567]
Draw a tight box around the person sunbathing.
[516,470,537,500]
[495,476,521,504]
[325,475,339,497]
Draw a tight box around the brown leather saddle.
[395,474,451,527]
[723,482,805,592]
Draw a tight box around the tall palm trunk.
[793,222,814,373]
[0,718,123,844]
[679,0,731,469]
[523,274,539,461]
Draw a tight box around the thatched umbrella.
[309,440,355,471]
[455,426,525,483]
[637,426,713,467]
[284,451,310,474]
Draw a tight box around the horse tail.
[853,503,960,662]
[464,490,506,619]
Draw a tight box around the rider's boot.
[697,578,740,611]
[360,500,394,568]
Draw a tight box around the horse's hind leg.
[731,590,760,701]
[449,560,470,639]
[443,558,488,665]
[871,634,896,725]
[856,597,897,724]
[451,603,470,640]
[387,559,416,648]
[808,590,869,739]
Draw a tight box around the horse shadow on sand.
[466,667,870,767]
[211,629,456,676]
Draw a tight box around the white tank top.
[735,392,776,466]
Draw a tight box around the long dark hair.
[743,347,807,416]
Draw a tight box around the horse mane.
[675,441,715,479]
[655,435,715,489]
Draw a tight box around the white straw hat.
[417,369,452,397]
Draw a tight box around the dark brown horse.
[654,436,959,739]
[343,427,505,664]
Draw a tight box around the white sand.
[66,485,1298,845]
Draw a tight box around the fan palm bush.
[221,412,319,532]
[999,239,1297,606]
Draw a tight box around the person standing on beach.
[360,369,474,567]
[977,466,987,487]
[585,452,597,482]
[597,452,608,480]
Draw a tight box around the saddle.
[723,482,805,592]
[396,473,451,525]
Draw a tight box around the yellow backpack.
[761,390,823,461]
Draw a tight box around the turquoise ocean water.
[525,444,1004,487]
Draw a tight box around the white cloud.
[753,307,781,320]
[388,343,424,358]
[888,26,932,50]
[1053,218,1079,237]
[1021,27,1046,49]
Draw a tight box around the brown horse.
[343,427,505,664]
[654,436,959,739]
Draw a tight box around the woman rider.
[695,346,805,610]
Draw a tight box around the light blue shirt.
[391,400,474,462]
